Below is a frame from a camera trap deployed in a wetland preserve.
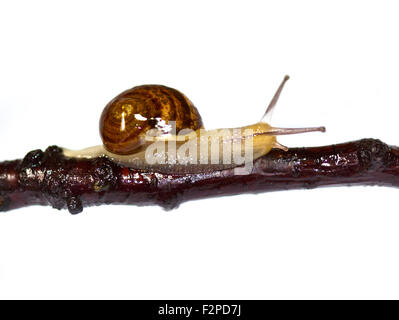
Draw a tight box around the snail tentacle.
[261,74,290,123]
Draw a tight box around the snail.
[63,76,325,173]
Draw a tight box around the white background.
[0,0,399,299]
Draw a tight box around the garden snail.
[63,76,325,173]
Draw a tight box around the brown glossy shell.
[100,85,204,155]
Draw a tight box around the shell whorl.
[100,85,204,155]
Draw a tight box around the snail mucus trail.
[63,76,326,174]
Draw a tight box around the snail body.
[63,76,325,173]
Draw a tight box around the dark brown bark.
[0,138,398,214]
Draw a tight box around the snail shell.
[100,85,204,155]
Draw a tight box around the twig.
[0,138,398,214]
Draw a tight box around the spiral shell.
[100,85,204,155]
